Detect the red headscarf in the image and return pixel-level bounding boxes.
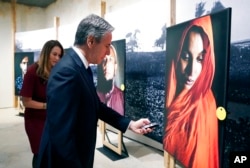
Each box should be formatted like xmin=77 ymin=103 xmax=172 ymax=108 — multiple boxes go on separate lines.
xmin=163 ymin=15 xmax=218 ymax=168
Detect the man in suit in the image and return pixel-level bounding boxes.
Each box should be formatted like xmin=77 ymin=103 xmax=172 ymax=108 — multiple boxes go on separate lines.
xmin=37 ymin=14 xmax=152 ymax=168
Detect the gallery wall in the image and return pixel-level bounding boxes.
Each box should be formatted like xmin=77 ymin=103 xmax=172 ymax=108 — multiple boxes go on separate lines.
xmin=0 ymin=0 xmax=148 ymax=108
xmin=0 ymin=3 xmax=14 ymax=108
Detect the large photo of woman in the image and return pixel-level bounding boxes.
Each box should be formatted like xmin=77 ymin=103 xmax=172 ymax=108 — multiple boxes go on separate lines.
xmin=163 ymin=8 xmax=231 ymax=167
xmin=14 ymin=53 xmax=34 ymax=95
xmin=97 ymin=40 xmax=125 ymax=116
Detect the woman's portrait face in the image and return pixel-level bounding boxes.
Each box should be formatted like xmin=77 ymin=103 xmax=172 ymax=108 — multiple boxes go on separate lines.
xmin=178 ymin=31 xmax=204 ymax=90
xmin=20 ymin=56 xmax=29 ymax=74
xmin=101 ymin=47 xmax=117 ymax=81
xmin=49 ymin=46 xmax=62 ymax=67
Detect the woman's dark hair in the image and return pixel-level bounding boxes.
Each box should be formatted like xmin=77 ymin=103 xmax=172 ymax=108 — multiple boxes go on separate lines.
xmin=36 ymin=40 xmax=64 ymax=80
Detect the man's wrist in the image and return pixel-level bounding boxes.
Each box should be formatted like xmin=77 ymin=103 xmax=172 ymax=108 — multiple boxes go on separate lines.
xmin=128 ymin=120 xmax=134 ymax=130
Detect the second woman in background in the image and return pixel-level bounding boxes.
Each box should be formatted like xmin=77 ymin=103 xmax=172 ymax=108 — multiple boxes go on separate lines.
xmin=20 ymin=40 xmax=64 ymax=168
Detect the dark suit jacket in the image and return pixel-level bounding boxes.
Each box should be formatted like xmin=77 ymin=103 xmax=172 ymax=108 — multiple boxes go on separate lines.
xmin=37 ymin=48 xmax=131 ymax=168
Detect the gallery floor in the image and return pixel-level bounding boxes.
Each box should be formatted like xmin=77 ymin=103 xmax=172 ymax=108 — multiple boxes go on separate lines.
xmin=0 ymin=108 xmax=164 ymax=168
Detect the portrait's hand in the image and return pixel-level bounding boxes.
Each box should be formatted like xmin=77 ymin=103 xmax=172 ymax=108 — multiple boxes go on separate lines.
xmin=129 ymin=118 xmax=153 ymax=135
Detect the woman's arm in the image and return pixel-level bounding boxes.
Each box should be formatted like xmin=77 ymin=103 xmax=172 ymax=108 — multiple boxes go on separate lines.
xmin=22 ymin=97 xmax=46 ymax=109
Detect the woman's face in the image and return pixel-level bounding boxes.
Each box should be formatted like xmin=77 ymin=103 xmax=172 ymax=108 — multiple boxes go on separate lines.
xmin=20 ymin=56 xmax=29 ymax=74
xmin=101 ymin=47 xmax=117 ymax=81
xmin=178 ymin=31 xmax=204 ymax=90
xmin=49 ymin=46 xmax=62 ymax=67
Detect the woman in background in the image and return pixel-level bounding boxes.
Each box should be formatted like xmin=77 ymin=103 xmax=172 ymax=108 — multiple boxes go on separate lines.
xmin=163 ymin=16 xmax=218 ymax=168
xmin=20 ymin=40 xmax=64 ymax=168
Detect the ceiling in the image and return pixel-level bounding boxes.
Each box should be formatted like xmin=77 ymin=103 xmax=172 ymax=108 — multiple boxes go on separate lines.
xmin=2 ymin=0 xmax=56 ymax=8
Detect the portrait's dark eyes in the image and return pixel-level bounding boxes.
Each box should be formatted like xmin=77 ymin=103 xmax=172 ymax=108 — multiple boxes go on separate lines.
xmin=181 ymin=51 xmax=190 ymax=61
xmin=197 ymin=50 xmax=206 ymax=63
xmin=197 ymin=54 xmax=204 ymax=63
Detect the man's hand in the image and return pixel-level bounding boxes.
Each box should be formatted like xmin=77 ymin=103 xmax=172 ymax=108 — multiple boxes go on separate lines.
xmin=129 ymin=118 xmax=153 ymax=134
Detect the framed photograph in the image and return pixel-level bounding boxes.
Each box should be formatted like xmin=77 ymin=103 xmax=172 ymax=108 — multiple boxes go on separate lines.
xmin=14 ymin=52 xmax=34 ymax=95
xmin=97 ymin=39 xmax=125 ymax=116
xmin=105 ymin=0 xmax=169 ymax=144
xmin=163 ymin=8 xmax=231 ymax=168
xmin=96 ymin=40 xmax=127 ymax=156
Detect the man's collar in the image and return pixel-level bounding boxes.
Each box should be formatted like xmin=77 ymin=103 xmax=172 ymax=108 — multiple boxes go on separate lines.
xmin=72 ymin=46 xmax=89 ymax=69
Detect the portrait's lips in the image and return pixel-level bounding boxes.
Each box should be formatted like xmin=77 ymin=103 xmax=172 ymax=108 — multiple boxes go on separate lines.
xmin=185 ymin=78 xmax=194 ymax=86
xmin=104 ymin=71 xmax=111 ymax=76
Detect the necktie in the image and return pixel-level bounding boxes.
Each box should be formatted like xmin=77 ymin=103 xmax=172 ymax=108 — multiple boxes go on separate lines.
xmin=87 ymin=67 xmax=93 ymax=83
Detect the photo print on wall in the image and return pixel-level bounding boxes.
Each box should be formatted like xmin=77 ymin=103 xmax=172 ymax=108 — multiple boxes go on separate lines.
xmin=105 ymin=0 xmax=169 ymax=143
xmin=97 ymin=39 xmax=126 ymax=116
xmin=14 ymin=52 xmax=35 ymax=96
xmin=176 ymin=1 xmax=250 ymax=167
xmin=14 ymin=52 xmax=35 ymax=114
xmin=163 ymin=8 xmax=231 ymax=168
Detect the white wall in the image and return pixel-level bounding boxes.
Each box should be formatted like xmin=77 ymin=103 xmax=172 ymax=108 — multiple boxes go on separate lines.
xmin=15 ymin=0 xmax=102 ymax=32
xmin=45 ymin=0 xmax=102 ymax=27
xmin=0 ymin=3 xmax=14 ymax=108
xmin=0 ymin=0 xmax=103 ymax=108
xmin=105 ymin=0 xmax=141 ymax=13
xmin=15 ymin=5 xmax=46 ymax=32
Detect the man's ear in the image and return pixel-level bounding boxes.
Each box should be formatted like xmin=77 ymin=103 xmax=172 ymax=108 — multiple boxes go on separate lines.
xmin=87 ymin=36 xmax=94 ymax=47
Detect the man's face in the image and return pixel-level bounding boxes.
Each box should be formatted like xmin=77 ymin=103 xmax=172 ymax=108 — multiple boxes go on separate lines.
xmin=88 ymin=32 xmax=112 ymax=65
xmin=102 ymin=47 xmax=117 ymax=80
xmin=20 ymin=57 xmax=29 ymax=74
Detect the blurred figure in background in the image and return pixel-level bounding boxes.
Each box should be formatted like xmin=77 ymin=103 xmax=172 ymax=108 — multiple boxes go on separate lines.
xmin=20 ymin=40 xmax=64 ymax=168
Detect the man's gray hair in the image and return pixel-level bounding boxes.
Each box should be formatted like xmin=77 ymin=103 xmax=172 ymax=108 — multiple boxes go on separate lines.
xmin=74 ymin=14 xmax=114 ymax=45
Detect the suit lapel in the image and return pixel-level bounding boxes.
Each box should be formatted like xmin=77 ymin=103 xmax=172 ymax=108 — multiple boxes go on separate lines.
xmin=67 ymin=48 xmax=99 ymax=108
